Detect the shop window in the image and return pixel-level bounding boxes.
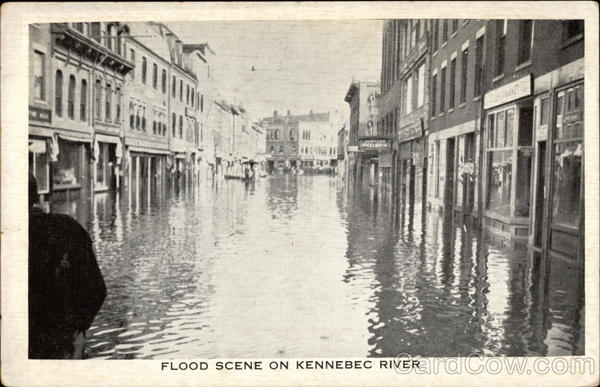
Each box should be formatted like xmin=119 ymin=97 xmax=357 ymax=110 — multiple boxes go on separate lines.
xmin=96 ymin=142 xmax=107 ymax=186
xmin=552 ymin=142 xmax=582 ymax=228
xmin=53 ymin=140 xmax=81 ymax=188
xmin=80 ymin=79 xmax=87 ymax=121
xmin=55 ymin=70 xmax=63 ymax=117
xmin=540 ymin=97 xmax=549 ymax=126
xmin=514 ymin=148 xmax=532 ymax=217
xmin=29 ymin=140 xmax=49 ymax=194
xmin=486 ymin=150 xmax=512 ymax=216
xmin=67 ymin=75 xmax=76 ymax=119
xmin=518 ymin=107 xmax=532 ymax=146
xmin=33 ymin=51 xmax=45 ymax=100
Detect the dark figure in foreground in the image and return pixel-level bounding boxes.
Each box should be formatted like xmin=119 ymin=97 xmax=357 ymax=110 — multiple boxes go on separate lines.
xmin=28 ymin=174 xmax=107 ymax=359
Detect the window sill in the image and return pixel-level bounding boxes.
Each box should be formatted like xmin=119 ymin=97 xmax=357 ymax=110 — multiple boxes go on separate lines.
xmin=473 ymin=95 xmax=482 ymax=102
xmin=515 ymin=60 xmax=532 ymax=72
xmin=430 ymin=115 xmax=436 ymax=121
xmin=438 ymin=112 xmax=445 ymax=118
xmin=95 ymin=185 xmax=109 ymax=192
xmin=442 ymin=41 xmax=448 ymax=48
xmin=459 ymin=102 xmax=467 ymax=109
xmin=432 ymin=50 xmax=438 ymax=57
xmin=492 ymin=74 xmax=504 ymax=83
xmin=448 ymin=108 xmax=455 ymax=113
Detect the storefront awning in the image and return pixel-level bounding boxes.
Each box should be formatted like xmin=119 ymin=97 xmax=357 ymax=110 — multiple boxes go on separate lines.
xmin=127 ymin=146 xmax=171 ymax=155
xmin=58 ymin=132 xmax=92 ymax=143
xmin=95 ymin=133 xmax=121 ymax=145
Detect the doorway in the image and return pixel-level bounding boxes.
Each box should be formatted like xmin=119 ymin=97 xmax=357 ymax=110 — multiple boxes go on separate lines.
xmin=533 ymin=141 xmax=546 ymax=248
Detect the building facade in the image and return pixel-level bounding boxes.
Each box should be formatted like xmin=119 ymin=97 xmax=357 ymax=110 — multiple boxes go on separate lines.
xmin=479 ymin=19 xmax=584 ymax=265
xmin=380 ymin=20 xmax=430 ymax=210
xmin=427 ymin=19 xmax=486 ymax=221
xmin=344 ymin=81 xmax=382 ymax=190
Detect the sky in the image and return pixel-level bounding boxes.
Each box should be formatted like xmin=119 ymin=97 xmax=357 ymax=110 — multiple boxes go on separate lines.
xmin=168 ymin=20 xmax=383 ymax=123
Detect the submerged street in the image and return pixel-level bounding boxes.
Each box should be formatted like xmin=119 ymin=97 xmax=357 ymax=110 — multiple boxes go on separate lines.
xmin=63 ymin=175 xmax=584 ymax=359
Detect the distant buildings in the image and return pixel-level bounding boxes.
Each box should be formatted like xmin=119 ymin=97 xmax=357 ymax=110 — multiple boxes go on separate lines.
xmin=261 ymin=110 xmax=338 ymax=173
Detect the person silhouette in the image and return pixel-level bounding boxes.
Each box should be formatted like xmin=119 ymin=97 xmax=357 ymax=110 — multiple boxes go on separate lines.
xmin=28 ymin=173 xmax=107 ymax=359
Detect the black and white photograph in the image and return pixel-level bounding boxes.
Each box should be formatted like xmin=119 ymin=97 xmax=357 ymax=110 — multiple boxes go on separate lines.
xmin=2 ymin=1 xmax=599 ymax=386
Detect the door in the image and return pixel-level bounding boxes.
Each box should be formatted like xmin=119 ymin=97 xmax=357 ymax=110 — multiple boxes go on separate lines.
xmin=445 ymin=138 xmax=456 ymax=208
xmin=533 ymin=141 xmax=546 ymax=247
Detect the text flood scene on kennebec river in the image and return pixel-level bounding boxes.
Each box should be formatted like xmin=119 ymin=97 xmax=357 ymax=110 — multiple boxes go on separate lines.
xmin=27 ymin=19 xmax=585 ymax=360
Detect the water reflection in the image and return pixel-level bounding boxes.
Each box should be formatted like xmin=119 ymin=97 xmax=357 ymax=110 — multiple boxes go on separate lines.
xmin=48 ymin=175 xmax=584 ymax=358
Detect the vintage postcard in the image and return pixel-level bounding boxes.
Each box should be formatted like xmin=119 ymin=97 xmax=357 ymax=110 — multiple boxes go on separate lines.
xmin=1 ymin=1 xmax=599 ymax=386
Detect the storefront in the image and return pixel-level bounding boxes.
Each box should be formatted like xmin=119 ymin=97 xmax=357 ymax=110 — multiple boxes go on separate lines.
xmin=482 ymin=75 xmax=533 ymax=243
xmin=93 ymin=134 xmax=122 ymax=192
xmin=358 ymin=137 xmax=390 ymax=189
xmin=529 ymin=68 xmax=584 ymax=266
xmin=397 ymin=119 xmax=426 ymax=211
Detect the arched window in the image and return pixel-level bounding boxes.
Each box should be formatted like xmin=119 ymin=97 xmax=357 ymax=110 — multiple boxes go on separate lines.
xmin=161 ymin=70 xmax=167 ymax=94
xmin=80 ymin=79 xmax=87 ymax=121
xmin=67 ymin=75 xmax=75 ymax=119
xmin=115 ymin=87 xmax=121 ymax=123
xmin=55 ymin=70 xmax=63 ymax=117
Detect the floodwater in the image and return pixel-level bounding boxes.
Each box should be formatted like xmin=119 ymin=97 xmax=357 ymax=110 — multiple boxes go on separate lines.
xmin=56 ymin=175 xmax=584 ymax=359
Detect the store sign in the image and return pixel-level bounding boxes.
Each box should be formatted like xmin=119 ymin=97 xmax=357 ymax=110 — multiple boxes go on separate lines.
xmin=536 ymin=125 xmax=548 ymax=141
xmin=484 ymin=75 xmax=531 ymax=110
xmin=29 ymin=106 xmax=52 ymax=123
xmin=398 ymin=120 xmax=423 ymax=143
xmin=347 ymin=145 xmax=360 ymax=152
xmin=359 ymin=138 xmax=391 ymax=151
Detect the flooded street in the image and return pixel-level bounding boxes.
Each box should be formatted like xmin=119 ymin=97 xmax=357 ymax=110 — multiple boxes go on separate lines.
xmin=66 ymin=175 xmax=584 ymax=359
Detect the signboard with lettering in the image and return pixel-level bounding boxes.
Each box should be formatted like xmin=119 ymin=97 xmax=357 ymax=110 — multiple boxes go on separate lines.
xmin=359 ymin=138 xmax=391 ymax=151
xmin=484 ymin=75 xmax=531 ymax=110
xmin=347 ymin=145 xmax=359 ymax=153
xmin=29 ymin=106 xmax=52 ymax=123
xmin=398 ymin=119 xmax=423 ymax=143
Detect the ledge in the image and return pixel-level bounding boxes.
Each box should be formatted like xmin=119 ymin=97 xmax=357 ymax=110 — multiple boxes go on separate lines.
xmin=515 ymin=60 xmax=532 ymax=72
xmin=491 ymin=74 xmax=505 ymax=83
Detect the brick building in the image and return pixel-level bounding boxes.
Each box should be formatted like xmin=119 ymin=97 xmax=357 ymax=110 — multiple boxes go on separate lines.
xmin=427 ymin=19 xmax=486 ymax=220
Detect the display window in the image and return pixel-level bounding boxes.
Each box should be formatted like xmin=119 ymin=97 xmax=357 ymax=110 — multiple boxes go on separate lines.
xmin=552 ymin=83 xmax=583 ymax=231
xmin=29 ymin=139 xmax=50 ymax=194
xmin=53 ymin=140 xmax=82 ymax=189
xmin=485 ymin=101 xmax=533 ymax=219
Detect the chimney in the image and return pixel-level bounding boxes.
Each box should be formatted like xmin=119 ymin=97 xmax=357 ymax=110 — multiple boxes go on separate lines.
xmin=287 ymin=110 xmax=291 ymax=116
xmin=273 ymin=110 xmax=278 ymax=117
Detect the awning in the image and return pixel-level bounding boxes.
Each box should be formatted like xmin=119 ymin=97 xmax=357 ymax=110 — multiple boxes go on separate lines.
xmin=95 ymin=133 xmax=121 ymax=145
xmin=127 ymin=146 xmax=171 ymax=155
xmin=58 ymin=132 xmax=92 ymax=143
xmin=174 ymin=154 xmax=186 ymax=159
